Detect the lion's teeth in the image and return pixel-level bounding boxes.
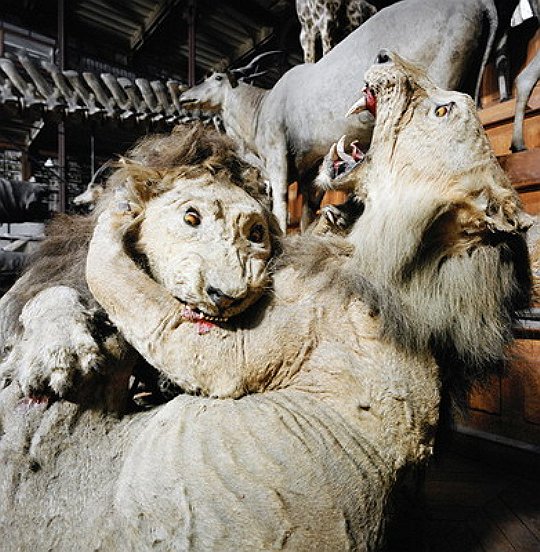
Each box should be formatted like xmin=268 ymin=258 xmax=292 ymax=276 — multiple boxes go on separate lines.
xmin=346 ymin=96 xmax=367 ymax=117
xmin=180 ymin=304 xmax=230 ymax=324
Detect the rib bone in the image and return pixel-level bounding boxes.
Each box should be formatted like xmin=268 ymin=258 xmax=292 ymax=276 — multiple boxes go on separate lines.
xmin=42 ymin=61 xmax=79 ymax=111
xmin=0 ymin=56 xmax=43 ymax=106
xmin=64 ymin=70 xmax=101 ymax=115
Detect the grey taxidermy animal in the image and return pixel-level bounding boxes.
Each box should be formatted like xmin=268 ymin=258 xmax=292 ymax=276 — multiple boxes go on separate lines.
xmin=511 ymin=0 xmax=540 ymax=151
xmin=179 ymin=0 xmax=521 ymax=231
xmin=0 ymin=51 xmax=531 ymax=551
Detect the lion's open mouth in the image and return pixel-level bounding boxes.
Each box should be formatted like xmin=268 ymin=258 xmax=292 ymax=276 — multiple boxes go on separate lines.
xmin=181 ymin=305 xmax=229 ymax=335
xmin=325 ymin=86 xmax=377 ymax=180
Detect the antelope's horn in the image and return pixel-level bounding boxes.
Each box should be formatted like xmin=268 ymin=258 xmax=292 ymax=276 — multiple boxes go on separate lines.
xmin=231 ymin=50 xmax=283 ymax=76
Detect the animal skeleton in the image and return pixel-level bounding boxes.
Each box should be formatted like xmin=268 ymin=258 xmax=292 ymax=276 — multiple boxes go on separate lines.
xmin=0 ymin=54 xmax=207 ymax=126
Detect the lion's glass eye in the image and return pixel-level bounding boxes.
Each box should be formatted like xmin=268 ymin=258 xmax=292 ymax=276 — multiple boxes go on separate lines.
xmin=248 ymin=223 xmax=265 ymax=243
xmin=435 ymin=105 xmax=450 ymax=117
xmin=184 ymin=209 xmax=201 ymax=226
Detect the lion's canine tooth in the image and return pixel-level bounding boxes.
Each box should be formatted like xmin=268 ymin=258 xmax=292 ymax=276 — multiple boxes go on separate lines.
xmin=329 ymin=142 xmax=338 ymax=161
xmin=336 ymin=135 xmax=355 ymax=163
xmin=346 ymin=95 xmax=368 ymax=117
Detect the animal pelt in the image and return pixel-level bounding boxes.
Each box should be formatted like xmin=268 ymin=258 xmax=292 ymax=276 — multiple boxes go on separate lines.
xmin=352 ymin=203 xmax=530 ymax=407
xmin=0 ymin=53 xmax=532 ymax=552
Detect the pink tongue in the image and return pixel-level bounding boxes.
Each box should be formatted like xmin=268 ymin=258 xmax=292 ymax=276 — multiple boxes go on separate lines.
xmin=197 ymin=320 xmax=216 ymax=335
xmin=364 ymin=88 xmax=377 ymax=116
xmin=181 ymin=307 xmax=217 ymax=334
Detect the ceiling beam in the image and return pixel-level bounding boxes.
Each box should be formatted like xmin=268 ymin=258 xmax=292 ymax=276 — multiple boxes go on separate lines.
xmin=229 ymin=26 xmax=274 ymax=67
xmin=130 ymin=0 xmax=183 ymax=52
xmin=219 ymin=0 xmax=278 ymax=26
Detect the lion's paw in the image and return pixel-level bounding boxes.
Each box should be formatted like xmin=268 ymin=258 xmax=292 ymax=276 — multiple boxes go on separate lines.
xmin=322 ymin=204 xmax=350 ymax=229
xmin=0 ymin=286 xmax=103 ymax=397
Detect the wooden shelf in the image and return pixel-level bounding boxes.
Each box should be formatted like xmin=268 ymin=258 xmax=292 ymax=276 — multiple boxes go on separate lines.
xmin=479 ymin=85 xmax=540 ymax=127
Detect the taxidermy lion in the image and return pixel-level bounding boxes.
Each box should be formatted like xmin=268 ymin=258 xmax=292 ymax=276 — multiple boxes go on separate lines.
xmin=0 ymin=125 xmax=279 ymax=404
xmin=0 ymin=52 xmax=532 ymax=551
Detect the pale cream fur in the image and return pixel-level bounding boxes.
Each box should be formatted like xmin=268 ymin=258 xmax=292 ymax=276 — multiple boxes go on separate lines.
xmin=0 ymin=286 xmax=101 ymax=397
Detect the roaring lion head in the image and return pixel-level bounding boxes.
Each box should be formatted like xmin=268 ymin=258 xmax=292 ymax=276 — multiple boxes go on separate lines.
xmin=318 ymin=50 xmax=532 ymax=405
xmin=322 ymin=49 xmax=531 ymax=238
xmin=100 ymin=125 xmax=280 ymax=325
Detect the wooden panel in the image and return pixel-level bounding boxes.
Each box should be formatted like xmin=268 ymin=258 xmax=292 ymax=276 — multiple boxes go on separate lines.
xmin=515 ymin=341 xmax=540 ymax=425
xmin=479 ymin=87 xmax=540 ymax=157
xmin=519 ymin=189 xmax=540 ymax=214
xmin=478 ymin=27 xmax=540 ymax=156
xmin=462 ymin=340 xmax=540 ymax=447
xmin=321 ymin=190 xmax=347 ymax=207
xmin=499 ymin=148 xmax=540 ymax=189
xmin=485 ymin=114 xmax=540 ymax=157
xmin=469 ymin=379 xmax=501 ymax=415
xmin=287 ymin=181 xmax=302 ymax=229
xmin=479 ymin=85 xmax=540 ymax=128
xmin=287 ymin=182 xmax=348 ymax=231
xmin=480 ymin=29 xmax=540 ymax=108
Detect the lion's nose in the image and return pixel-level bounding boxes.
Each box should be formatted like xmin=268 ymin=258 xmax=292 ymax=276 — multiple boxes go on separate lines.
xmin=375 ymin=49 xmax=392 ymax=65
xmin=206 ymin=286 xmax=236 ymax=310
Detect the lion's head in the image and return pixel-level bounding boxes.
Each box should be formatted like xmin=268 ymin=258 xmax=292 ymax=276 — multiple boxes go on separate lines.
xmin=321 ymin=49 xmax=532 ymax=240
xmin=99 ymin=125 xmax=280 ymax=324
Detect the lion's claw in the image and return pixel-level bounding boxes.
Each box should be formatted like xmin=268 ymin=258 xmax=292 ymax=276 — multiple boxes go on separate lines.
xmin=0 ymin=286 xmax=102 ymax=398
